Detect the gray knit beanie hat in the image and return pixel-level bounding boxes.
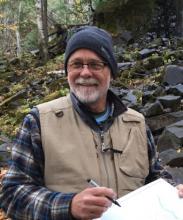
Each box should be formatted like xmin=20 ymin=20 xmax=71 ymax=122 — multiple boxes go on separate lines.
xmin=64 ymin=26 xmax=118 ymax=78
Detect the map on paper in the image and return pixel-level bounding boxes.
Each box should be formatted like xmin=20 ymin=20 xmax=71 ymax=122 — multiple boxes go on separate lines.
xmin=96 ymin=178 xmax=183 ymax=220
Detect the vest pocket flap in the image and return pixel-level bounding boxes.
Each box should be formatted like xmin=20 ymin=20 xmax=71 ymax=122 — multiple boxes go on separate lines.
xmin=122 ymin=114 xmax=142 ymax=123
xmin=119 ymin=165 xmax=146 ymax=179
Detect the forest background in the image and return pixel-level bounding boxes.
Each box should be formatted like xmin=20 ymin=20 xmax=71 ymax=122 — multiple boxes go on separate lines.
xmin=0 ymin=0 xmax=183 ymax=138
xmin=1 ymin=0 xmax=183 ymax=219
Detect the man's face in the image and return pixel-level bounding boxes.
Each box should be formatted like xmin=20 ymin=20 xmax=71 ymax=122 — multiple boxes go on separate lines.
xmin=67 ymin=49 xmax=111 ymax=112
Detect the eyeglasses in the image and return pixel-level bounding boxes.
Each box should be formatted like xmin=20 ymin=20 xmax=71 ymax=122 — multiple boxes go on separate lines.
xmin=67 ymin=61 xmax=107 ymax=72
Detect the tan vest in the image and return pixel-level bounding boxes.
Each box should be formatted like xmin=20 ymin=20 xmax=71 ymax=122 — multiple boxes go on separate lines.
xmin=37 ymin=95 xmax=149 ymax=197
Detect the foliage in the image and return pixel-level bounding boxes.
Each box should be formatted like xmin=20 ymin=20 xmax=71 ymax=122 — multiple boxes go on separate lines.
xmin=23 ymin=29 xmax=39 ymax=51
xmin=43 ymin=88 xmax=69 ymax=102
xmin=47 ymin=0 xmax=96 ymax=25
xmin=0 ymin=113 xmax=20 ymax=136
xmin=0 ymin=0 xmax=101 ymax=55
xmin=0 ymin=52 xmax=70 ymax=137
xmin=163 ymin=50 xmax=177 ymax=64
xmin=0 ymin=0 xmax=33 ymax=55
xmin=0 ymin=0 xmax=159 ymax=57
xmin=132 ymin=89 xmax=142 ymax=104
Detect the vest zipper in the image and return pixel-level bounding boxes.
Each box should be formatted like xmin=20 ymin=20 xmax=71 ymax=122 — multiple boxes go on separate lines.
xmin=100 ymin=131 xmax=106 ymax=152
xmin=99 ymin=131 xmax=110 ymax=187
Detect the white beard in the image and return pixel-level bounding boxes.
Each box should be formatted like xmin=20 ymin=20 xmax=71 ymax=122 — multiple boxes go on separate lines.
xmin=69 ymin=77 xmax=110 ymax=104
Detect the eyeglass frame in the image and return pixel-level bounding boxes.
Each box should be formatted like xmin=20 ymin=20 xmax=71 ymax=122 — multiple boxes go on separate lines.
xmin=67 ymin=60 xmax=108 ymax=73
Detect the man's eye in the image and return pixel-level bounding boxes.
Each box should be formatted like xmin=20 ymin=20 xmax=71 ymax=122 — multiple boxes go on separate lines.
xmin=90 ymin=63 xmax=102 ymax=69
xmin=72 ymin=62 xmax=82 ymax=68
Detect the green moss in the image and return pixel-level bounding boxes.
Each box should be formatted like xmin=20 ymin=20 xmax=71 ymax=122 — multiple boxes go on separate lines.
xmin=0 ymin=114 xmax=20 ymax=138
xmin=15 ymin=105 xmax=31 ymax=121
xmin=143 ymin=55 xmax=164 ymax=70
xmin=43 ymin=91 xmax=62 ymax=103
xmin=132 ymin=90 xmax=142 ymax=104
xmin=163 ymin=50 xmax=177 ymax=64
xmin=42 ymin=88 xmax=69 ymax=103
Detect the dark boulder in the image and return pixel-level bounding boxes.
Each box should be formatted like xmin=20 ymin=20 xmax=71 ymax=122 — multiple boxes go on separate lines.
xmin=163 ymin=65 xmax=183 ymax=85
xmin=157 ymin=95 xmax=181 ymax=111
xmin=157 ymin=120 xmax=183 ymax=152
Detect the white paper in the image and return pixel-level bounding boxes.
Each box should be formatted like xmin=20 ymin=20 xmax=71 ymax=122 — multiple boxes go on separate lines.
xmin=96 ymin=178 xmax=183 ymax=220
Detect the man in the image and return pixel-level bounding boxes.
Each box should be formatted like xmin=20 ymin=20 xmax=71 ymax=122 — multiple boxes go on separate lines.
xmin=0 ymin=26 xmax=183 ymax=220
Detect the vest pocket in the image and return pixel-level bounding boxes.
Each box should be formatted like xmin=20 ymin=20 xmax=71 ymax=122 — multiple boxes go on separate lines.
xmin=118 ymin=126 xmax=149 ymax=179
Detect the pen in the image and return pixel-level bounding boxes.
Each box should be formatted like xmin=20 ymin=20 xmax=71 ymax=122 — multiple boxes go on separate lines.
xmin=87 ymin=179 xmax=121 ymax=207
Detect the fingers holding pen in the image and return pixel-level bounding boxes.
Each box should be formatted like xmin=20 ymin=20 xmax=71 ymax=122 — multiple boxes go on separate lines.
xmin=71 ymin=187 xmax=116 ymax=219
xmin=90 ymin=186 xmax=116 ymax=200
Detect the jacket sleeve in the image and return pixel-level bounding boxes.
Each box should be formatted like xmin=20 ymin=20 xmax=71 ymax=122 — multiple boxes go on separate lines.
xmin=0 ymin=108 xmax=76 ymax=220
xmin=145 ymin=126 xmax=176 ymax=186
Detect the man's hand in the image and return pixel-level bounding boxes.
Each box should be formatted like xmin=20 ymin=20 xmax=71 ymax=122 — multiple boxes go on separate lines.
xmin=71 ymin=187 xmax=116 ymax=220
xmin=176 ymin=184 xmax=183 ymax=198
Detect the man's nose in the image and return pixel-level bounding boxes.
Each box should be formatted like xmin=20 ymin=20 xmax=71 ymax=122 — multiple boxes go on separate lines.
xmin=80 ymin=64 xmax=93 ymax=77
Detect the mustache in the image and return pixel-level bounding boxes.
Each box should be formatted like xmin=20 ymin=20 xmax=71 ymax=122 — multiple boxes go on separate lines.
xmin=75 ymin=78 xmax=99 ymax=85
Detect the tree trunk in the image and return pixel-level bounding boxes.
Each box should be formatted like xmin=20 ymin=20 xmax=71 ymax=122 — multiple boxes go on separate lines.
xmin=35 ymin=0 xmax=48 ymax=63
xmin=88 ymin=0 xmax=95 ymax=25
xmin=16 ymin=1 xmax=22 ymax=58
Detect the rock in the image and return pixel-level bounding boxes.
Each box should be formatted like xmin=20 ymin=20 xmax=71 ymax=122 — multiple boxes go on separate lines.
xmin=143 ymin=83 xmax=158 ymax=91
xmin=167 ymin=156 xmax=183 ymax=167
xmin=159 ymin=149 xmax=183 ymax=166
xmin=143 ymin=101 xmax=164 ymax=117
xmin=157 ymin=95 xmax=181 ymax=111
xmin=120 ymin=31 xmax=134 ymax=43
xmin=138 ymin=48 xmax=157 ymax=59
xmin=153 ymin=85 xmax=166 ymax=97
xmin=163 ymin=65 xmax=183 ymax=85
xmin=114 ymin=46 xmax=125 ymax=62
xmin=142 ymin=90 xmax=156 ymax=105
xmin=161 ymin=37 xmax=170 ymax=46
xmin=122 ymin=90 xmax=137 ymax=106
xmin=166 ymin=167 xmax=183 ymax=184
xmin=110 ymin=87 xmax=128 ymax=98
xmin=157 ymin=120 xmax=183 ymax=152
xmin=131 ymin=70 xmax=151 ymax=78
xmin=146 ymin=111 xmax=183 ymax=134
xmin=143 ymin=56 xmax=164 ymax=70
xmin=118 ymin=62 xmax=136 ymax=71
xmin=166 ymin=84 xmax=183 ymax=96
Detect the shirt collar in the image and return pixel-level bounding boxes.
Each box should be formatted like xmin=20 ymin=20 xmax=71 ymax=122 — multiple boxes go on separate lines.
xmin=70 ymin=89 xmax=127 ymax=121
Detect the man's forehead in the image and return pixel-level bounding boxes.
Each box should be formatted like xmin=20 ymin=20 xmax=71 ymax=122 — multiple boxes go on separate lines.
xmin=68 ymin=49 xmax=103 ymax=61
